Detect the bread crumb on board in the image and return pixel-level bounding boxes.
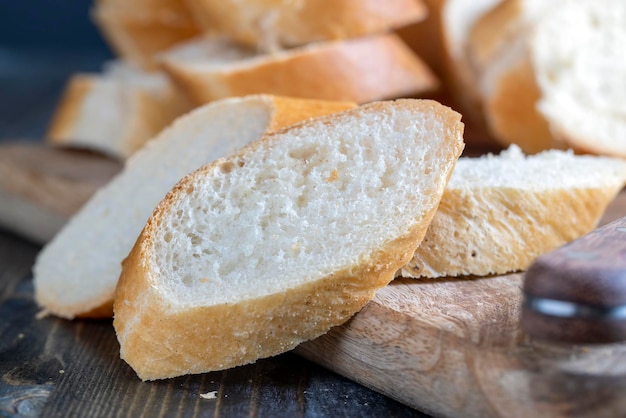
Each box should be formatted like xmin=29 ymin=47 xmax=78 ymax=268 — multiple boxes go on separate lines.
xmin=199 ymin=391 xmax=218 ymax=400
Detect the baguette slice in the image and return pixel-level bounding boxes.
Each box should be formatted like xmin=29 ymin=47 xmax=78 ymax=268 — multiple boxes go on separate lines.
xmin=439 ymin=0 xmax=503 ymax=141
xmin=113 ymin=99 xmax=464 ymax=381
xmin=474 ymin=0 xmax=626 ymax=156
xmin=47 ymin=62 xmax=191 ymax=160
xmin=532 ymin=0 xmax=626 ymax=157
xmin=184 ymin=0 xmax=427 ymax=51
xmin=472 ymin=0 xmax=563 ymax=153
xmin=34 ymin=95 xmax=355 ymax=319
xmin=160 ymin=34 xmax=438 ymax=105
xmin=401 ymin=145 xmax=626 ymax=278
xmin=92 ymin=0 xmax=200 ymax=70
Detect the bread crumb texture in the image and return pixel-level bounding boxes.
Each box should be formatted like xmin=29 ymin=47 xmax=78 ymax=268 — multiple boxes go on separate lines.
xmin=402 ymin=145 xmax=626 ymax=278
xmin=114 ymin=99 xmax=464 ymax=380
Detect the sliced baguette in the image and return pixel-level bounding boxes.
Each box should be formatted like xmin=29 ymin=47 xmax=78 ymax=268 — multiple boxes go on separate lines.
xmin=113 ymin=99 xmax=464 ymax=381
xmin=34 ymin=95 xmax=355 ymax=319
xmin=184 ymin=0 xmax=427 ymax=51
xmin=92 ymin=0 xmax=200 ymax=70
xmin=401 ymin=145 xmax=626 ymax=278
xmin=438 ymin=0 xmax=503 ymax=142
xmin=160 ymin=33 xmax=438 ymax=105
xmin=47 ymin=62 xmax=191 ymax=160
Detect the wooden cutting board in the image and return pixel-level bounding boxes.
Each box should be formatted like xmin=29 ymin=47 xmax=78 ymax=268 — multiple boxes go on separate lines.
xmin=2 ymin=142 xmax=626 ymax=418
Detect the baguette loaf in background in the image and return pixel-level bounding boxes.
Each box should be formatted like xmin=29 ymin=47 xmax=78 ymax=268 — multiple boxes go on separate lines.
xmin=160 ymin=33 xmax=438 ymax=106
xmin=113 ymin=99 xmax=464 ymax=381
xmin=34 ymin=95 xmax=355 ymax=319
xmin=401 ymin=145 xmax=626 ymax=278
xmin=184 ymin=0 xmax=427 ymax=51
xmin=47 ymin=61 xmax=191 ymax=160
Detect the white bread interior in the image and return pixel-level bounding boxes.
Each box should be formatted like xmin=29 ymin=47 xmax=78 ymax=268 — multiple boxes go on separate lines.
xmin=473 ymin=0 xmax=625 ymax=156
xmin=160 ymin=33 xmax=438 ymax=105
xmin=113 ymin=99 xmax=464 ymax=381
xmin=532 ymin=0 xmax=626 ymax=157
xmin=34 ymin=95 xmax=355 ymax=319
xmin=401 ymin=145 xmax=626 ymax=278
xmin=47 ymin=61 xmax=191 ymax=160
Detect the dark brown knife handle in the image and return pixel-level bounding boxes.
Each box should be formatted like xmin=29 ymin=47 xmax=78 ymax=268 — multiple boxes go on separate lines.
xmin=521 ymin=216 xmax=626 ymax=343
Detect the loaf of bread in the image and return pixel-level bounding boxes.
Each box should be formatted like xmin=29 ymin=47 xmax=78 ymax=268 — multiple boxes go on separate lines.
xmin=160 ymin=33 xmax=438 ymax=105
xmin=34 ymin=95 xmax=355 ymax=319
xmin=471 ymin=0 xmax=626 ymax=156
xmin=47 ymin=61 xmax=191 ymax=160
xmin=185 ymin=0 xmax=427 ymax=51
xmin=401 ymin=145 xmax=626 ymax=278
xmin=113 ymin=99 xmax=464 ymax=380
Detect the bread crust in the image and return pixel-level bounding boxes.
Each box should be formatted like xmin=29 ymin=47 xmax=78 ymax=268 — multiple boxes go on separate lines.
xmin=47 ymin=75 xmax=95 ymax=144
xmin=482 ymin=45 xmax=560 ymax=153
xmin=113 ymin=99 xmax=464 ymax=380
xmin=185 ymin=0 xmax=427 ymax=50
xmin=402 ymin=185 xmax=625 ymax=278
xmin=162 ymin=33 xmax=438 ymax=105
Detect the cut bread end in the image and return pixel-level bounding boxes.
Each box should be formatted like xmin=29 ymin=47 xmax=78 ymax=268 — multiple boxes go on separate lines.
xmin=113 ymin=99 xmax=464 ymax=380
xmin=401 ymin=145 xmax=626 ymax=279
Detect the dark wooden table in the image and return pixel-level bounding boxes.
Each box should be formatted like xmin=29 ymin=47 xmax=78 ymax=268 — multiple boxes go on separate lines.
xmin=0 ymin=48 xmax=428 ymax=418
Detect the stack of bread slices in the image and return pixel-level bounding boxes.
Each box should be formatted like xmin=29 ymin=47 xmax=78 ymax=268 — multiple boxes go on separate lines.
xmin=47 ymin=0 xmax=439 ymax=160
xmin=31 ymin=0 xmax=626 ymax=382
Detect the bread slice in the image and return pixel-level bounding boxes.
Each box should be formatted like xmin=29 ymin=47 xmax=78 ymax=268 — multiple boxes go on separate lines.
xmin=470 ymin=0 xmax=563 ymax=153
xmin=160 ymin=33 xmax=438 ymax=106
xmin=473 ymin=0 xmax=626 ymax=156
xmin=113 ymin=99 xmax=464 ymax=381
xmin=396 ymin=0 xmax=502 ymax=147
xmin=184 ymin=0 xmax=427 ymax=51
xmin=47 ymin=61 xmax=191 ymax=160
xmin=92 ymin=0 xmax=200 ymax=70
xmin=401 ymin=145 xmax=626 ymax=279
xmin=532 ymin=0 xmax=626 ymax=157
xmin=34 ymin=95 xmax=355 ymax=319
xmin=438 ymin=0 xmax=503 ymax=142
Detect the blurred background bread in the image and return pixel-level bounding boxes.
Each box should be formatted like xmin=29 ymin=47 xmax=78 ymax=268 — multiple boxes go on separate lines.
xmin=46 ymin=0 xmax=626 ymax=160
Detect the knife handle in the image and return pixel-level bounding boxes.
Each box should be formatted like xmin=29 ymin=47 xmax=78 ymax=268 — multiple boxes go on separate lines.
xmin=521 ymin=216 xmax=626 ymax=343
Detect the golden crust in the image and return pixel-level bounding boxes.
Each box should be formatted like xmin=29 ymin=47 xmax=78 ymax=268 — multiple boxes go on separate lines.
xmin=113 ymin=99 xmax=464 ymax=380
xmin=162 ymin=34 xmax=438 ymax=106
xmin=47 ymin=75 xmax=95 ymax=143
xmin=403 ymin=185 xmax=624 ymax=278
xmin=185 ymin=0 xmax=427 ymax=49
xmin=483 ymin=50 xmax=560 ymax=154
xmin=467 ymin=0 xmax=524 ymax=76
